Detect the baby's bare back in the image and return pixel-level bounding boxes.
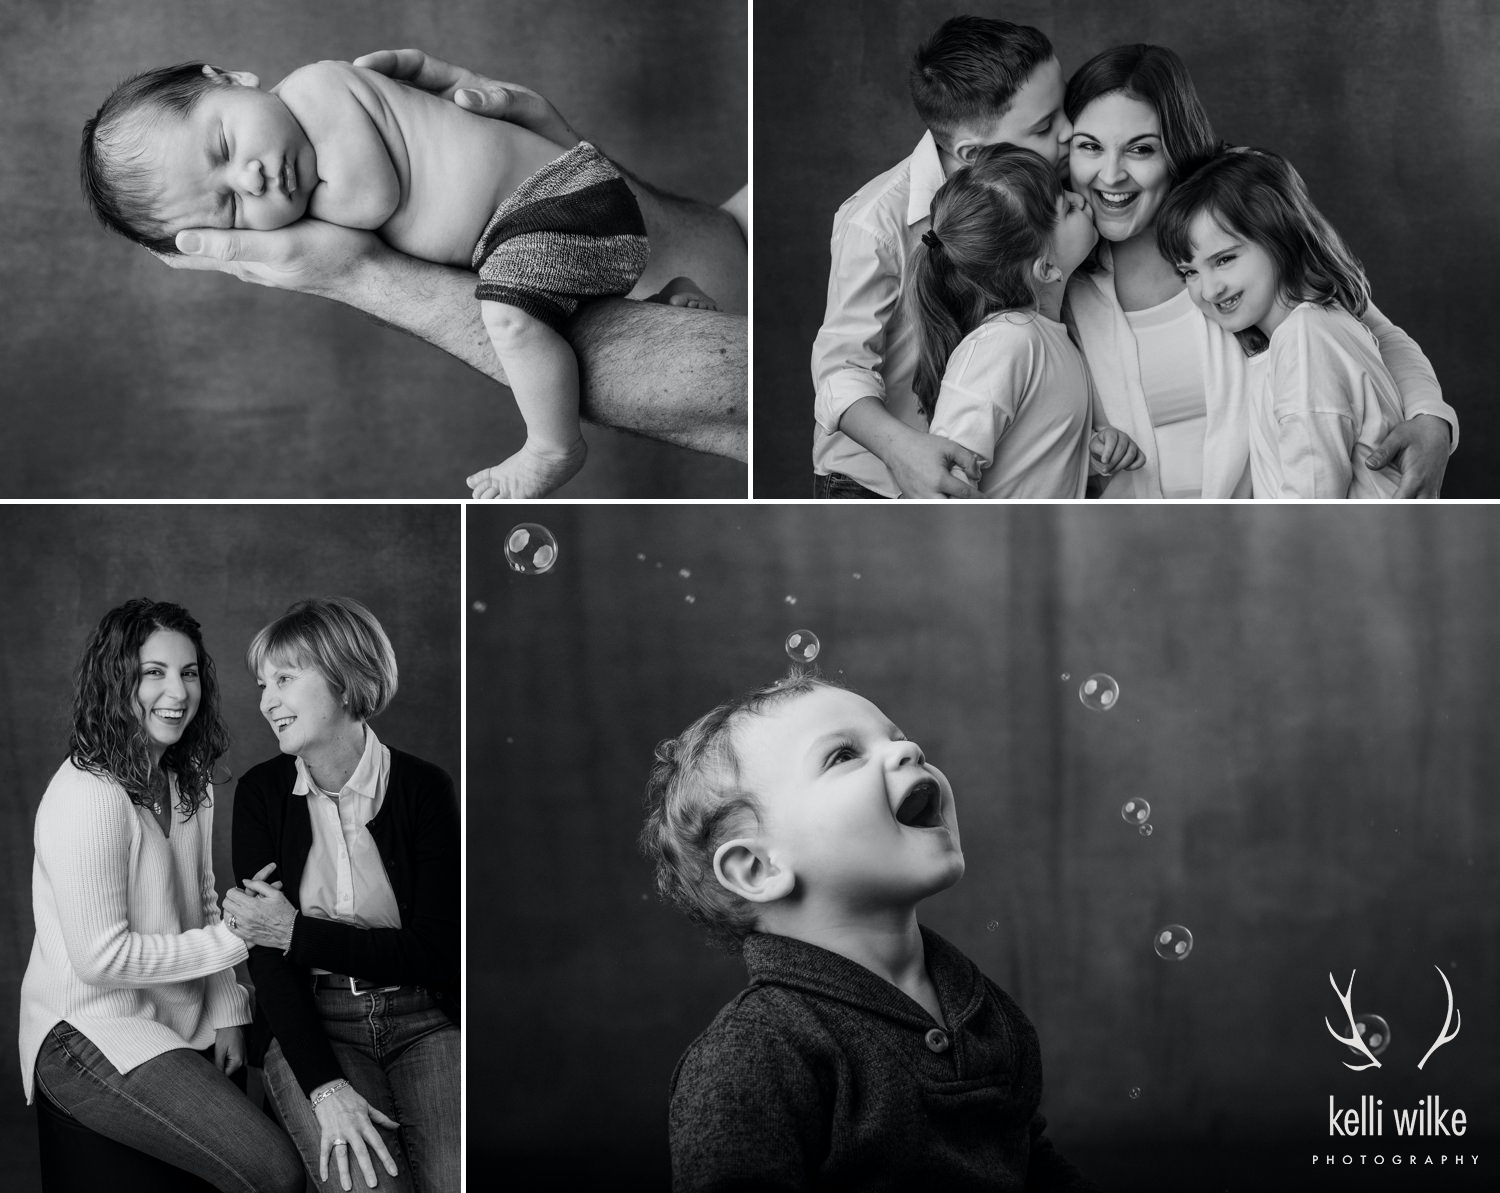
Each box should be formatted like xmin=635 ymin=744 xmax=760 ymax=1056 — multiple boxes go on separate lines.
xmin=282 ymin=62 xmax=571 ymax=268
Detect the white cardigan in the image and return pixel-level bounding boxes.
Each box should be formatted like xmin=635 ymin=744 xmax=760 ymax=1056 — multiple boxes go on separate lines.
xmin=1066 ymin=243 xmax=1456 ymax=499
xmin=18 ymin=760 xmax=250 ymax=1102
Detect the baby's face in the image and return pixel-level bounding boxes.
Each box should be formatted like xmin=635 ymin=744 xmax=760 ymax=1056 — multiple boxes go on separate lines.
xmin=734 ymin=687 xmax=964 ymax=912
xmin=147 ymin=69 xmax=316 ymax=236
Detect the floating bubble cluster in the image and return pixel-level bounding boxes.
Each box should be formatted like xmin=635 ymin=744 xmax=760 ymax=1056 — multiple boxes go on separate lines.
xmin=785 ymin=630 xmax=821 ymax=663
xmin=1154 ymin=924 xmax=1193 ymax=961
xmin=1079 ymin=673 xmax=1119 ymax=710
xmin=1121 ymin=799 xmax=1151 ymax=826
xmin=504 ymin=524 xmax=558 ymax=574
xmin=1354 ymin=1014 xmax=1391 ymax=1056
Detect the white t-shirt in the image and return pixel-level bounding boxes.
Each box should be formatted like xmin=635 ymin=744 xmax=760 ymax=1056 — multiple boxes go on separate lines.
xmin=1247 ymin=302 xmax=1403 ymax=499
xmin=928 ymin=312 xmax=1092 ymax=499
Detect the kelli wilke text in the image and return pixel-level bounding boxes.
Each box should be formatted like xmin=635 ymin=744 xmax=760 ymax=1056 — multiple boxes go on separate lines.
xmin=1329 ymin=1095 xmax=1467 ymax=1136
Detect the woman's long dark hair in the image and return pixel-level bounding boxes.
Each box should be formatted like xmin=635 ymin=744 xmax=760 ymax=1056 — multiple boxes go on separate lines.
xmin=69 ymin=599 xmax=230 ymax=817
xmin=905 ymin=143 xmax=1062 ymax=418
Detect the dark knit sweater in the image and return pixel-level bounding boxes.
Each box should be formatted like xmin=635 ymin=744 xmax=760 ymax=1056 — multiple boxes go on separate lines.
xmin=231 ymin=747 xmax=461 ymax=1096
xmin=669 ymin=927 xmax=1098 ymax=1192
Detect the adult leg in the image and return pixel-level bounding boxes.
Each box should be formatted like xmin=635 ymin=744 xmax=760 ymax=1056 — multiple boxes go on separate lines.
xmin=263 ymin=1037 xmax=415 ymax=1193
xmin=32 ymin=1023 xmax=304 ymax=1193
xmin=380 ymin=993 xmax=460 ymax=1193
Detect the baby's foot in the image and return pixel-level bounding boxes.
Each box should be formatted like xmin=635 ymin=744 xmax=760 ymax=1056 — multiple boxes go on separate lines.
xmin=467 ymin=437 xmax=587 ymax=500
xmin=646 ymin=276 xmax=719 ymax=311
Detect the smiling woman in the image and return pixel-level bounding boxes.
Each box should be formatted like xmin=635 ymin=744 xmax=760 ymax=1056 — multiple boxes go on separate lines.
xmin=227 ymin=596 xmax=460 ymax=1193
xmin=18 ymin=598 xmax=304 ymax=1191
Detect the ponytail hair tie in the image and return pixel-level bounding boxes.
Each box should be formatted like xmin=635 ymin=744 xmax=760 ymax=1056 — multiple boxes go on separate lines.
xmin=921 ymin=229 xmax=942 ymax=251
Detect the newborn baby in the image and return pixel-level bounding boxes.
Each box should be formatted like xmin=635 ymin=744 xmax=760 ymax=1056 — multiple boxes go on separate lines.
xmin=82 ymin=60 xmax=715 ymax=497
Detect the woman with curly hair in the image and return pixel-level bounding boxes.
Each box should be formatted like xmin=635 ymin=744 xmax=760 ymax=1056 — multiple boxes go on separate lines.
xmin=18 ymin=599 xmax=303 ymax=1193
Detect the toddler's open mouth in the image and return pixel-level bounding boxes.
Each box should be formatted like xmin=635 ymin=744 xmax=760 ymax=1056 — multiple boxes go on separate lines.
xmin=895 ymin=778 xmax=943 ymax=828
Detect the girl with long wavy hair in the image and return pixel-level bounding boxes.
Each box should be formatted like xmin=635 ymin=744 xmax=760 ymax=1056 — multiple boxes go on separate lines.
xmin=19 ymin=599 xmax=303 ymax=1192
xmin=904 ymin=142 xmax=1143 ymax=497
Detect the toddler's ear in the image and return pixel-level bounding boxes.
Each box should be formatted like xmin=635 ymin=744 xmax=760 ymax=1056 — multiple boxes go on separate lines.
xmin=713 ymin=839 xmax=794 ymax=904
xmin=1032 ymin=255 xmax=1063 ymax=286
xmin=202 ymin=65 xmax=260 ymax=89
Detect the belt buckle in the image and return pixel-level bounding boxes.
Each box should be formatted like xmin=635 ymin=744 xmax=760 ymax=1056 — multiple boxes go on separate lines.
xmin=346 ymin=976 xmax=402 ymax=996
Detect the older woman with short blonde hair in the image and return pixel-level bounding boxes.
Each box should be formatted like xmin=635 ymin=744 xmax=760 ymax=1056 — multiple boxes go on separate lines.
xmin=224 ymin=597 xmax=459 ymax=1193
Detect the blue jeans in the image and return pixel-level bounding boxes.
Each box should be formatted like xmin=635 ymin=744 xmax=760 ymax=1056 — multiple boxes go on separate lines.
xmin=813 ymin=472 xmax=890 ymax=499
xmin=263 ymin=985 xmax=460 ymax=1193
xmin=32 ymin=1022 xmax=304 ymax=1193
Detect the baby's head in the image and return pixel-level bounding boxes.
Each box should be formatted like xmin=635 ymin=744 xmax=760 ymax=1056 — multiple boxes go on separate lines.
xmin=641 ymin=676 xmax=963 ymax=951
xmin=82 ymin=63 xmax=314 ymax=254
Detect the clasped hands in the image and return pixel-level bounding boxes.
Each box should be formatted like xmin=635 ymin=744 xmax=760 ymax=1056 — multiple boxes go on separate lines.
xmin=222 ymin=861 xmax=298 ymax=951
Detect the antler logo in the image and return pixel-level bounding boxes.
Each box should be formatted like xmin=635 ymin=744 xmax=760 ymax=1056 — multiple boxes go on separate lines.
xmin=1325 ymin=968 xmax=1461 ymax=1071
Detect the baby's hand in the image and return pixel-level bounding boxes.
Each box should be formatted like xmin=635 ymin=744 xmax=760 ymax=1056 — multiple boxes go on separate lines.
xmin=1089 ymin=427 xmax=1145 ymax=477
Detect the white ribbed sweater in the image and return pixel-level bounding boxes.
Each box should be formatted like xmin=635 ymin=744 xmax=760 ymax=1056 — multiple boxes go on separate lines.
xmin=18 ymin=759 xmax=250 ymax=1102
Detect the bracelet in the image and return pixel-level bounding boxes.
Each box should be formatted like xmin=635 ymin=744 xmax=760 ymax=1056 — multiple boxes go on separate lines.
xmin=311 ymin=1079 xmax=350 ymax=1108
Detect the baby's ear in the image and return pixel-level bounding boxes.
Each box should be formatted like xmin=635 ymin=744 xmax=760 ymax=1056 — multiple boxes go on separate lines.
xmin=713 ymin=839 xmax=794 ymax=904
xmin=202 ymin=65 xmax=260 ymax=89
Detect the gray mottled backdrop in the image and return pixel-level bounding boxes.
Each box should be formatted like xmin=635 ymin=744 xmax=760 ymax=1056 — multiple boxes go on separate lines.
xmin=753 ymin=0 xmax=1499 ymax=497
xmin=0 ymin=504 xmax=459 ymax=1190
xmin=3 ymin=0 xmax=746 ymax=497
xmin=472 ymin=504 xmax=1498 ymax=1191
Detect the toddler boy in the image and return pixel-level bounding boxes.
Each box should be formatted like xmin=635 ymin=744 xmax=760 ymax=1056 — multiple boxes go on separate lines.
xmin=82 ymin=60 xmax=715 ymax=498
xmin=641 ymin=676 xmax=1097 ymax=1191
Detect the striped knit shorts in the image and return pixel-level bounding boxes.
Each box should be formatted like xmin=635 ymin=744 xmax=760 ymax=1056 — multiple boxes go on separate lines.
xmin=471 ymin=141 xmax=650 ymax=333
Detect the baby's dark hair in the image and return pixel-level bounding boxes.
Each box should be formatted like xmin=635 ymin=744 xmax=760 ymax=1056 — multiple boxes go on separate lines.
xmin=909 ymin=16 xmax=1054 ymax=146
xmin=906 ymin=143 xmax=1063 ymax=417
xmin=81 ymin=62 xmax=218 ymax=255
xmin=1155 ymin=146 xmax=1370 ymax=321
xmin=640 ymin=672 xmax=840 ymax=951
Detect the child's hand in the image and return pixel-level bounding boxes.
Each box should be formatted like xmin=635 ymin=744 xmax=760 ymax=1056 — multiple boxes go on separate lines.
xmin=1089 ymin=428 xmax=1145 ymax=477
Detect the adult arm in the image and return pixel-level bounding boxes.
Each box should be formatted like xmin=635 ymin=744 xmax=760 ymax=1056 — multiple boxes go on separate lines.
xmin=811 ymin=220 xmax=978 ymax=497
xmin=35 ymin=768 xmax=248 ymax=986
xmin=1360 ymin=301 xmax=1456 ymax=497
xmin=161 ymin=225 xmax=746 ymax=461
xmin=195 ymin=797 xmax=254 ymax=1029
xmin=230 ymin=764 xmax=344 ymax=1095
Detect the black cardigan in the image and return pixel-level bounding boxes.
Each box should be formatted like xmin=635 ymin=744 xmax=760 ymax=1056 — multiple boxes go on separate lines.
xmin=231 ymin=746 xmax=461 ymax=1096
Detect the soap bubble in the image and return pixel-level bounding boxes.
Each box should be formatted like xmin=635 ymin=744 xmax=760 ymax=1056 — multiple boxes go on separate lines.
xmin=1120 ymin=799 xmax=1150 ymax=826
xmin=1079 ymin=673 xmax=1120 ymax=710
xmin=986 ymin=920 xmax=999 ymax=932
xmin=684 ymin=595 xmax=696 ymax=604
xmin=1153 ymin=924 xmax=1193 ymax=960
xmin=852 ymin=572 xmax=862 ymax=580
xmin=1354 ymin=1014 xmax=1391 ymax=1056
xmin=636 ymin=553 xmax=646 ymax=561
xmin=785 ymin=629 xmax=821 ymax=663
xmin=1060 ymin=672 xmax=1071 ymax=681
xmin=1138 ymin=823 xmax=1154 ymax=837
xmin=679 ymin=568 xmax=691 ymax=579
xmin=784 ymin=595 xmax=798 ymax=605
xmin=504 ymin=524 xmax=558 ymax=574
xmin=471 ymin=601 xmax=487 ymax=613
xmin=1129 ymin=1087 xmax=1141 ymax=1100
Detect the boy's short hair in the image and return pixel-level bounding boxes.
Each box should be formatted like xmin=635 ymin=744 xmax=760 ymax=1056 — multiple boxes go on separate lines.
xmin=909 ymin=16 xmax=1054 ymax=142
xmin=246 ymin=596 xmax=400 ymax=721
xmin=81 ymin=62 xmax=218 ymax=255
xmin=641 ymin=673 xmax=837 ymax=951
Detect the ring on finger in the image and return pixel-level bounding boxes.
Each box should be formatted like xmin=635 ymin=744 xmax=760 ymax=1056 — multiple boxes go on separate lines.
xmin=333 ymin=1138 xmax=348 ymax=1148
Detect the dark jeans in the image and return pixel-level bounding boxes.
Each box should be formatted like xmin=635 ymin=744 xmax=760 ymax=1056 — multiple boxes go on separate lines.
xmin=812 ymin=472 xmax=891 ymax=499
xmin=32 ymin=1022 xmax=304 ymax=1193
xmin=264 ymin=985 xmax=460 ymax=1193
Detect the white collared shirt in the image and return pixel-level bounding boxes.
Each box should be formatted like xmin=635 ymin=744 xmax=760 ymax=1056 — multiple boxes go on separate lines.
xmin=810 ymin=132 xmax=947 ymax=496
xmin=294 ymin=727 xmax=402 ymax=932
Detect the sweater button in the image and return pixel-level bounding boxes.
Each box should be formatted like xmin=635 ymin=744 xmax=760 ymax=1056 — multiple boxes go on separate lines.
xmin=924 ymin=1028 xmax=950 ymax=1053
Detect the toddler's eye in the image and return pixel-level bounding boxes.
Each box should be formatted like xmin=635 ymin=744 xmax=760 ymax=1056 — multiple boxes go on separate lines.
xmin=826 ymin=745 xmax=857 ymax=767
